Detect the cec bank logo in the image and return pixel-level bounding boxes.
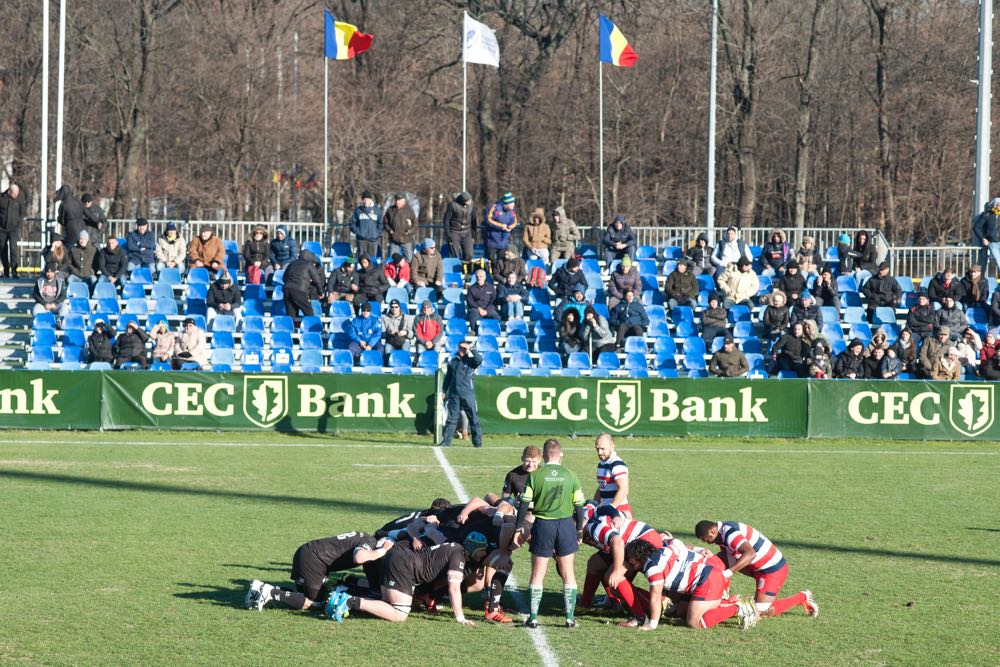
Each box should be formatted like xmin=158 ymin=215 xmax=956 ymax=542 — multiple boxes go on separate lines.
xmin=948 ymin=384 xmax=994 ymax=437
xmin=243 ymin=376 xmax=289 ymax=428
xmin=596 ymin=380 xmax=641 ymax=432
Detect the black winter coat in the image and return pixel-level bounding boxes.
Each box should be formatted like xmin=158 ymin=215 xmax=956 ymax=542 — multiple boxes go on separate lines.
xmin=114 ymin=328 xmax=149 ymax=359
xmin=282 ymin=250 xmax=326 ymax=295
xmin=55 ymin=185 xmax=87 ymax=245
xmin=88 ymin=329 xmax=115 ymax=362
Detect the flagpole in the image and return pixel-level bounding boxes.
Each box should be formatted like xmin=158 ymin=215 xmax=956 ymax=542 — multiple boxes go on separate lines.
xmin=41 ymin=0 xmax=50 ymax=228
xmin=599 ymin=60 xmax=604 ymax=231
xmin=323 ymin=57 xmax=329 ymax=230
xmin=706 ymin=0 xmax=719 ymax=241
xmin=462 ymin=58 xmax=468 ymax=194
xmin=55 ymin=0 xmax=66 ymax=193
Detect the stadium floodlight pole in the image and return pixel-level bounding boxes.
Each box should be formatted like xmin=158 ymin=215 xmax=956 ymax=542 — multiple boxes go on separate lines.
xmin=706 ymin=0 xmax=719 ymax=243
xmin=599 ymin=60 xmax=604 ymax=230
xmin=462 ymin=57 xmax=467 ymax=193
xmin=323 ymin=57 xmax=328 ymax=230
xmin=55 ymin=0 xmax=66 ymax=194
xmin=41 ymin=0 xmax=50 ymax=228
xmin=973 ymin=0 xmax=993 ymax=218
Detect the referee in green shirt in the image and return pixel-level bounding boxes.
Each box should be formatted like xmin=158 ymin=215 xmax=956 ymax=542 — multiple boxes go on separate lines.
xmin=516 ymin=438 xmax=587 ymax=628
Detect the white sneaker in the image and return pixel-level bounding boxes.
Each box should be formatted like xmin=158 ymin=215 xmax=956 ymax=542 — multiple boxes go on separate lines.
xmin=245 ymin=580 xmax=273 ymax=611
xmin=804 ymin=590 xmax=819 ymax=617
xmin=737 ymin=599 xmax=759 ymax=630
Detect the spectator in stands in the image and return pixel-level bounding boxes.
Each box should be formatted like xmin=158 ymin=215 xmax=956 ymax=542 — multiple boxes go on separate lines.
xmin=188 ymin=225 xmax=225 ymax=277
xmin=348 ymin=301 xmax=383 ymax=362
xmin=771 ymin=322 xmax=811 ymax=377
xmin=795 ymin=236 xmax=822 ymax=276
xmin=269 ymin=225 xmax=300 ymax=274
xmin=802 ymin=319 xmax=829 ymax=352
xmin=496 ymin=272 xmax=527 ymax=322
xmin=550 ymin=207 xmax=580 ymax=262
xmin=718 ymin=257 xmax=758 ymax=309
xmin=992 ymin=283 xmax=1000 ymax=327
xmin=663 ymin=258 xmax=697 ymax=312
xmin=708 ymin=335 xmax=749 ymax=377
xmin=443 ymin=192 xmax=475 ymax=262
xmin=833 ymin=338 xmax=865 ymax=379
xmin=777 ymin=260 xmax=806 ymax=300
xmin=81 ymin=194 xmax=107 ymax=243
xmin=383 ymin=193 xmax=418 ymax=261
xmin=790 ymin=293 xmax=823 ymax=331
xmin=150 ymin=321 xmax=176 ymax=365
xmin=241 ymin=225 xmax=269 ymax=284
xmin=0 ymin=182 xmax=26 ymax=278
xmin=760 ymin=228 xmax=790 ymax=277
xmin=863 ymin=346 xmax=887 ymax=379
xmin=959 ymin=265 xmax=989 ymax=311
xmin=919 ymin=326 xmax=952 ymax=377
xmin=609 ymin=288 xmax=649 ymax=349
xmin=972 ymin=197 xmax=1000 ymax=276
xmin=549 ymin=258 xmax=588 ymax=302
xmin=907 ymin=291 xmax=936 ymax=341
xmin=881 ymin=347 xmax=903 ymax=379
xmin=382 ymin=299 xmax=413 ymax=359
xmin=32 ymin=263 xmax=69 ymax=318
xmin=852 ymin=230 xmax=879 ymax=274
xmin=582 ymin=305 xmax=616 ymax=362
xmin=174 ymin=317 xmax=209 ymax=369
xmin=68 ymin=230 xmax=98 ymax=292
xmin=156 ymin=222 xmax=186 ymax=276
xmin=282 ymin=249 xmax=326 ymax=326
xmin=701 ymin=292 xmax=729 ymax=344
xmin=956 ymin=327 xmax=983 ymax=370
xmin=97 ymin=236 xmax=128 ymax=289
xmin=206 ymin=272 xmax=243 ymax=324
xmin=893 ymin=327 xmax=917 ymax=373
xmin=554 ymin=288 xmax=588 ymax=324
xmin=759 ymin=289 xmax=789 ymax=342
xmin=711 ymin=226 xmax=752 ymax=271
xmin=113 ymin=320 xmax=149 ymax=369
xmin=414 ymin=300 xmax=444 ymax=351
xmin=353 ymin=254 xmax=388 ymax=311
xmin=43 ymin=238 xmax=69 ymax=278
xmin=608 ymin=255 xmax=642 ymax=310
xmin=467 ymin=268 xmax=499 ymax=334
xmin=87 ymin=319 xmax=115 ymax=364
xmin=484 ymin=192 xmax=519 ymax=264
xmin=126 ymin=218 xmax=156 ymax=274
xmin=865 ymin=330 xmax=889 ymax=359
xmin=54 ymin=184 xmax=86 ymax=246
xmin=411 ymin=238 xmax=444 ymax=301
xmin=384 ymin=253 xmax=411 ymax=292
xmin=861 ymin=261 xmax=902 ymax=322
xmin=601 ymin=215 xmax=636 ymax=269
xmin=523 ymin=208 xmax=552 ymax=265
xmin=980 ymin=331 xmax=1000 ymax=380
xmin=813 ymin=268 xmax=841 ymax=311
xmin=931 ymin=346 xmax=962 ymax=381
xmin=928 ymin=266 xmax=962 ymax=310
xmin=492 ymin=247 xmax=526 ymax=285
xmin=935 ymin=295 xmax=967 ymax=334
xmin=835 ymin=232 xmax=855 ymax=273
xmin=809 ymin=339 xmax=831 ymax=378
xmin=326 ymin=258 xmax=357 ymax=303
xmin=558 ymin=308 xmax=585 ymax=361
xmin=686 ymin=232 xmax=715 ymax=277
xmin=349 ymin=191 xmax=383 ymax=259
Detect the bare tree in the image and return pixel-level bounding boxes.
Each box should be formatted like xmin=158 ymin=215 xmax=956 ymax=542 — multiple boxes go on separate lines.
xmin=792 ymin=0 xmax=827 ymax=230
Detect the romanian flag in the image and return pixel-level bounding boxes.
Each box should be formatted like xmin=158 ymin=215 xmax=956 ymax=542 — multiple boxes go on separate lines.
xmin=598 ymin=15 xmax=637 ymax=67
xmin=324 ymin=11 xmax=373 ymax=60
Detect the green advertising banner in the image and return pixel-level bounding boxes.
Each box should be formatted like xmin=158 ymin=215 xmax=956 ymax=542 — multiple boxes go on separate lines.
xmin=0 ymin=370 xmax=103 ymax=430
xmin=474 ymin=376 xmax=809 ymax=437
xmin=101 ymin=371 xmax=436 ymax=433
xmin=808 ymin=379 xmax=999 ymax=441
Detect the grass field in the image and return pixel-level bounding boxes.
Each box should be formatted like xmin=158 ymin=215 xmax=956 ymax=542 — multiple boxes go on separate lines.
xmin=2 ymin=431 xmax=998 ymax=666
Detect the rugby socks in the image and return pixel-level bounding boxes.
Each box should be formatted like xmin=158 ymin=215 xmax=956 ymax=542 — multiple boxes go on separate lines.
xmin=271 ymin=588 xmax=308 ymax=610
xmin=579 ymin=572 xmax=601 ymax=608
xmin=487 ymin=571 xmax=509 ymax=612
xmin=769 ymin=592 xmax=807 ymax=616
xmin=563 ymin=586 xmax=577 ymax=622
xmin=345 ymin=596 xmax=361 ymax=611
xmin=698 ymin=603 xmax=739 ymax=628
xmin=528 ymin=585 xmax=543 ymax=621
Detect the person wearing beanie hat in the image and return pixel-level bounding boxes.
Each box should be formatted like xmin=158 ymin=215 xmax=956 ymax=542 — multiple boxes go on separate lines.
xmin=68 ymin=227 xmax=98 ymax=291
xmin=126 ymin=217 xmax=157 ymax=275
xmin=960 ymin=264 xmax=990 ymax=310
xmin=663 ymin=256 xmax=697 ymax=312
xmin=718 ymin=255 xmax=759 ymax=309
xmin=523 ymin=207 xmax=552 ymax=265
xmin=157 ymin=221 xmax=187 ymax=274
xmin=269 ymin=225 xmax=300 ymax=272
xmin=206 ymin=270 xmax=243 ymax=325
xmin=549 ymin=206 xmax=581 ymax=262
xmin=777 ymin=259 xmax=806 ymax=299
xmin=174 ymin=317 xmax=209 ymax=369
xmin=862 ymin=260 xmax=902 ymax=323
xmin=350 ymin=190 xmax=384 ymax=259
xmin=484 ymin=193 xmax=519 ymax=264
xmin=761 ymin=228 xmax=790 ymax=277
xmin=113 ymin=317 xmax=150 ymax=369
xmin=919 ymin=325 xmax=954 ymax=378
xmin=609 ymin=252 xmax=642 ymax=310
xmin=412 ymin=238 xmax=445 ymax=300
xmin=832 ymin=336 xmax=866 ymax=379
xmin=347 ymin=299 xmax=384 ymax=362
xmin=384 ymin=191 xmax=418 ymax=260
xmin=708 ymin=333 xmax=750 ymax=377
xmin=930 ymin=345 xmax=963 ymax=381
xmin=443 ymin=192 xmax=476 ymax=261
xmin=384 ymin=251 xmax=411 ymax=289
xmin=795 ymin=235 xmax=822 ymax=276
xmin=381 ymin=298 xmax=413 ymax=357
xmin=711 ymin=226 xmax=752 ymax=270
xmin=601 ymin=214 xmax=637 ymax=268
xmin=81 ymin=191 xmax=108 ymax=245
xmin=549 ymin=256 xmax=589 ymax=301
xmin=87 ymin=317 xmax=115 ymax=364
xmin=32 ymin=260 xmax=70 ymax=318
xmin=414 ymin=299 xmax=444 ymax=352
xmin=188 ymin=224 xmax=225 ymax=276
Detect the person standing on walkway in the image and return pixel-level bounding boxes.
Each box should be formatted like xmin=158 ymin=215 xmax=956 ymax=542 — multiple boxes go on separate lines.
xmin=439 ymin=341 xmax=483 ymax=448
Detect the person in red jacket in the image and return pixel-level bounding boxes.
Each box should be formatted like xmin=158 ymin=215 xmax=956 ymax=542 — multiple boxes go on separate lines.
xmin=384 ymin=253 xmax=411 ymax=291
xmin=413 ymin=300 xmax=444 ymax=351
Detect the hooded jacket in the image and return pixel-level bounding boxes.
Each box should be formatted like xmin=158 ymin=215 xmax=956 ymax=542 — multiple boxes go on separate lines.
xmin=833 ymin=347 xmax=866 ymax=378
xmin=777 ymin=271 xmax=807 ymax=298
xmin=601 ymin=221 xmax=637 ymax=253
xmin=114 ymin=326 xmax=149 ymax=359
xmin=795 ymin=237 xmax=822 ymax=274
xmin=207 ymin=279 xmax=243 ymax=309
xmin=523 ymin=210 xmax=552 ymax=250
xmin=157 ymin=231 xmax=187 ymax=266
xmin=549 ymin=265 xmax=588 ymax=301
xmin=761 ymin=228 xmax=790 ymax=271
xmin=69 ymin=242 xmax=97 ymax=279
xmin=348 ymin=312 xmax=383 ymax=347
xmin=610 ymin=265 xmax=644 ymax=302
xmin=609 ymin=299 xmax=649 ymax=329
xmin=327 ymin=263 xmax=356 ymax=295
xmin=242 ymin=228 xmax=270 ymax=268
xmin=349 ymin=203 xmax=384 ymax=241
xmin=685 ymin=233 xmax=713 ymax=271
xmin=853 ymin=231 xmax=878 ymax=273
xmin=88 ymin=326 xmax=115 ymax=362
xmin=354 ymin=257 xmax=389 ymax=300
xmin=188 ymin=233 xmax=225 ymax=266
xmin=934 ymin=303 xmax=968 ymax=333
xmin=414 ymin=308 xmax=444 ymax=346
xmin=33 ymin=274 xmax=67 ymax=307
xmin=443 ymin=197 xmax=476 ymax=234
xmin=55 ymin=184 xmax=86 ymax=245
xmin=550 ymin=207 xmax=580 ymax=251
xmin=718 ymin=265 xmax=759 ymax=303
xmin=282 ymin=249 xmax=326 ymax=295
xmin=269 ymin=226 xmax=300 ymax=266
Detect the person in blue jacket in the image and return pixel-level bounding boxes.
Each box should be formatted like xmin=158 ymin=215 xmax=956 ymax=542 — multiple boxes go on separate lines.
xmin=350 ymin=190 xmax=384 ymax=260
xmin=347 ymin=301 xmax=383 ymax=362
xmin=439 ymin=341 xmax=484 ymax=448
xmin=269 ymin=225 xmax=300 ymax=272
xmin=484 ymin=192 xmax=519 ymax=265
xmin=608 ymin=288 xmax=650 ymax=349
xmin=126 ymin=218 xmax=157 ymax=274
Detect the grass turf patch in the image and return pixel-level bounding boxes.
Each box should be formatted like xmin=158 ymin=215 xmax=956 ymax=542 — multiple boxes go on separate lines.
xmin=1 ymin=432 xmax=997 ymax=666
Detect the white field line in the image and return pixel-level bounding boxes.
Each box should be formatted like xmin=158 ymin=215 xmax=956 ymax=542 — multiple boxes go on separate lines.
xmin=433 ymin=446 xmax=559 ymax=667
xmin=4 ymin=438 xmax=1000 ymax=457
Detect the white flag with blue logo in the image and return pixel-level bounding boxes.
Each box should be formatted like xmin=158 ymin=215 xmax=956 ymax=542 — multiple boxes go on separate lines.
xmin=463 ymin=12 xmax=499 ymax=67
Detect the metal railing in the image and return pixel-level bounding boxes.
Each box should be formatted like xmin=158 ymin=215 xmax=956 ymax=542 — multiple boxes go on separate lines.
xmin=889 ymin=246 xmax=983 ymax=280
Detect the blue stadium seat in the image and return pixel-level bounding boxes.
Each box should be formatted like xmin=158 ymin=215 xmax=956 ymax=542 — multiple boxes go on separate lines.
xmin=330 ymin=349 xmax=354 ymax=368
xmin=509 ymin=351 xmax=533 ymax=370
xmin=300 ymin=349 xmax=325 ymax=372
xmin=185 ymin=299 xmax=207 ymax=317
xmin=211 ymin=348 xmax=236 ymax=367
xmin=646 ymin=305 xmax=666 ymax=323
xmin=648 ymin=321 xmax=670 ymax=338
xmin=389 ymin=349 xmax=413 ymax=370
xmin=822 ymin=323 xmax=844 ymax=342
xmin=819 ymin=306 xmax=840 ymax=323
xmin=413 ymin=287 xmax=436 ymax=305
xmin=418 ymin=350 xmax=440 ymax=371
xmin=745 ymin=353 xmax=765 ymax=370
xmin=637 ymin=259 xmax=658 ymax=276
xmin=843 ymin=307 xmax=866 ymax=324
xmin=93 ymin=281 xmax=117 ymax=301
xmin=506 ymin=335 xmax=528 ymax=353
xmin=528 ymin=288 xmax=550 ymax=305
xmin=329 ymin=301 xmax=354 ymax=319
xmin=122 ymin=282 xmax=145 ymax=300
xmin=635 ymin=245 xmax=657 ymax=260
xmin=662 ymin=260 xmax=678 ymax=275
xmin=443 ymin=303 xmax=465 ymax=320
xmin=332 ymin=241 xmax=352 ymax=257
xmin=300 ymin=332 xmax=324 ymax=350
xmin=732 ymin=320 xmax=754 ymax=339
xmin=271 ymin=316 xmax=294 ymax=333
xmin=243 ymin=331 xmax=265 ymax=351
xmin=659 ymin=369 xmax=680 ymax=379
xmin=896 ymin=276 xmax=914 ymax=293
xmin=696 ymin=275 xmax=716 ymax=292
xmin=159 ymin=267 xmax=182 ymax=285
xmin=445 ymin=334 xmax=465 ymax=354
xmin=96 ymin=297 xmax=120 ymax=315
xmin=671 ymin=306 xmax=694 ymax=323
xmin=243 ymin=316 xmax=265 ymax=334
xmin=872 ymin=307 xmax=897 ymax=325
xmin=481 ymin=351 xmax=503 ymax=370
xmin=243 ymin=284 xmax=266 ymax=302
xmin=477 ymin=335 xmax=499 ymax=353
xmin=213 ymin=315 xmax=236 ymax=332
xmin=506 ymin=319 xmax=529 ymax=336
xmin=728 ymin=305 xmax=751 ymax=323
xmin=662 ymin=245 xmax=683 ymax=260
xmin=837 ymin=275 xmax=858 ymax=293
xmin=151 ymin=282 xmax=174 ymax=301
xmin=625 ymin=353 xmax=647 ymax=373
xmin=653 ymin=337 xmax=677 ymax=356
xmin=654 ymin=351 xmax=677 ymax=370
xmin=30 ymin=345 xmax=55 ymax=364
xmin=848 ymin=323 xmax=872 ymax=343
xmin=211 ymin=331 xmax=235 ymax=349
xmin=129 ymin=268 xmax=153 ymax=285
xmin=442 ymin=257 xmax=463 ymax=274
xmin=271 ymin=269 xmax=285 ymax=285
xmin=675 ymin=320 xmax=698 ymax=338
xmin=33 ymin=313 xmax=57 ymax=330
xmin=683 ymin=336 xmax=707 ymax=357
xmin=538 ymin=352 xmax=563 ymax=371
xmin=67 ymin=282 xmax=90 ymax=300
xmin=444 ymin=287 xmax=464 ymax=304
xmin=270 ymin=331 xmax=293 ymax=349
xmin=69 ymin=298 xmax=92 ymax=315
xmin=590 ymin=368 xmax=611 ymax=378
xmin=710 ymin=336 xmax=727 ymax=353
xmin=386 ymin=287 xmax=409 ymax=305
xmin=533 ymin=336 xmax=558 ymax=354
xmin=500 ymin=367 xmax=522 ymax=377
xmin=741 ymin=337 xmax=763 ymax=354
xmin=446 ymin=318 xmax=469 ymax=336
xmin=88 ymin=361 xmax=113 ymax=371
xmin=32 ymin=329 xmax=57 ymax=347
xmin=567 ymin=352 xmax=592 ymax=370
xmin=302 ymin=240 xmax=323 ymax=257
xmin=756 ymin=275 xmax=773 ymax=295
xmin=596 ymin=352 xmax=621 ymax=370
xmin=63 ymin=328 xmax=87 ymax=348
xmin=125 ymin=298 xmax=148 ymax=315
xmin=624 ymin=336 xmax=647 ymax=354
xmin=684 ymin=352 xmax=707 ymax=371
xmin=842 ymin=292 xmax=862 ymax=307
xmin=187 ymin=267 xmax=210 ymax=284
xmin=360 ymin=350 xmax=384 ymax=370
xmin=185 ymin=283 xmax=209 ymax=301
xmin=529 ymin=303 xmax=553 ymax=321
